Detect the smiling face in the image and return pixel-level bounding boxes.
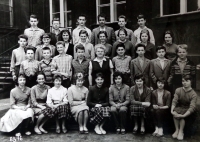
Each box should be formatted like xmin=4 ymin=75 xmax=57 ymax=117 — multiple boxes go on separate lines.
xmin=116 ymin=46 xmax=125 ymax=56
xmin=136 ymin=46 xmax=145 ymax=57
xmin=57 ymin=44 xmax=65 ymax=54
xmin=26 ymin=50 xmax=34 ymax=60
xmin=118 ymin=18 xmax=126 ymax=28
xmin=18 ymin=38 xmax=27 ymax=47
xmin=54 ymin=78 xmax=62 ymax=88
xmin=95 ymin=76 xmax=104 ymax=87
xmin=62 ymin=32 xmax=70 ymax=42
xmin=164 ymin=34 xmax=172 ymax=44
xmin=96 ymin=47 xmax=105 ymax=58
xmin=99 ymin=33 xmax=106 ymax=43
xmin=77 ymin=49 xmax=85 ymax=59
xmin=18 ymin=76 xmax=26 ymax=86
xmin=141 ymin=33 xmax=148 ymax=43
xmin=156 ymin=49 xmax=166 ymax=58
xmin=80 ymin=33 xmax=87 ymax=43
xmin=115 ymin=76 xmax=123 ymax=85
xmin=119 ymin=30 xmax=126 ymax=41
xmin=37 ymin=74 xmax=45 ymax=85
xmin=182 ymin=78 xmax=191 ymax=88
xmin=76 ymin=79 xmax=84 ymax=87
xmin=137 ymin=18 xmax=146 ymax=27
xmin=177 ymin=48 xmax=187 ymax=59
xmin=29 ymin=18 xmax=38 ymax=27
xmin=135 ymin=78 xmax=144 ymax=88
xmin=78 ymin=16 xmax=86 ymax=26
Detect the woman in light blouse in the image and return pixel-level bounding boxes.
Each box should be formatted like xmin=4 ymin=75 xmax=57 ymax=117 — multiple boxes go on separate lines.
xmin=109 ymin=72 xmax=130 ymax=134
xmin=46 ymin=75 xmax=70 ymax=134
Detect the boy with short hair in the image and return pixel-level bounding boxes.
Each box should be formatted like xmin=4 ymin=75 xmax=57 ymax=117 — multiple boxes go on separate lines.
xmin=130 ymin=43 xmax=151 ymax=87
xmin=134 ymin=14 xmax=155 ymax=45
xmin=24 ymin=14 xmax=45 ymax=47
xmin=35 ymin=33 xmax=56 ymax=61
xmin=115 ymin=15 xmax=136 ymax=45
xmin=51 ymin=41 xmax=73 ymax=88
xmin=91 ymin=13 xmax=116 ymax=45
xmin=72 ymin=14 xmax=91 ymax=45
xmin=150 ymin=46 xmax=171 ymax=89
xmin=39 ymin=47 xmax=54 ymax=87
xmin=50 ymin=17 xmax=61 ymax=46
xmin=10 ymin=34 xmax=28 ymax=81
xmin=19 ymin=47 xmax=40 ymax=87
xmin=72 ymin=44 xmax=90 ymax=87
xmin=112 ymin=43 xmax=131 ymax=86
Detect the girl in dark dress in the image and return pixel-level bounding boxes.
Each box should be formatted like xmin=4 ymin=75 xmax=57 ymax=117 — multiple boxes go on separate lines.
xmin=87 ymin=73 xmax=110 ymax=135
xmin=57 ymin=29 xmax=74 ymax=57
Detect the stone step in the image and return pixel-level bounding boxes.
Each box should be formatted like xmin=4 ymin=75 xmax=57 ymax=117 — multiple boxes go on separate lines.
xmin=0 ymin=66 xmax=10 ymax=72
xmin=0 ymin=71 xmax=11 ymax=76
xmin=0 ymin=77 xmax=13 ymax=82
xmin=0 ymin=62 xmax=10 ymax=67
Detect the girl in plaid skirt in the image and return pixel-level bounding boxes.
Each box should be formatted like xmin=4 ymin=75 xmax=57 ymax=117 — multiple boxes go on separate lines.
xmin=46 ymin=75 xmax=71 ymax=134
xmin=130 ymin=74 xmax=151 ymax=134
xmin=87 ymin=73 xmax=110 ymax=135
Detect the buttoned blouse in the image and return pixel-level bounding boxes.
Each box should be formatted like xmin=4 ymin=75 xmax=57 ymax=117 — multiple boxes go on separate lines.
xmin=109 ymin=84 xmax=130 ymax=106
xmin=46 ymin=86 xmax=68 ymax=105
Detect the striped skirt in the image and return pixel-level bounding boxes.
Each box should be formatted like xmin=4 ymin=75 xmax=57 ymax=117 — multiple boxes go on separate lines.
xmin=89 ymin=106 xmax=110 ymax=125
xmin=130 ymin=105 xmax=146 ymax=117
xmin=42 ymin=104 xmax=71 ymax=119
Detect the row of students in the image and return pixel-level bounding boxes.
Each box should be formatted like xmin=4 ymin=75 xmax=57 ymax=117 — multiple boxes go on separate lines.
xmin=0 ymin=71 xmax=197 ymax=141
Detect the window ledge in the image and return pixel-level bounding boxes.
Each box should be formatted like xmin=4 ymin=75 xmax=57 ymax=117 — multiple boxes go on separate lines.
xmin=152 ymin=11 xmax=200 ymax=23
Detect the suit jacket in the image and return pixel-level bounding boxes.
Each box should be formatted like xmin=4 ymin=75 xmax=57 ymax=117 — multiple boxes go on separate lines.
xmin=130 ymin=57 xmax=151 ymax=86
xmin=151 ymin=89 xmax=171 ymax=107
xmin=150 ymin=58 xmax=171 ymax=85
xmin=91 ymin=26 xmax=116 ymax=45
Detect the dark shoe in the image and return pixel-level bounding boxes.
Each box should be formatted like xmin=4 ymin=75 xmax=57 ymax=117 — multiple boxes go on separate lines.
xmin=121 ymin=129 xmax=126 ymax=135
xmin=79 ymin=130 xmax=84 ymax=134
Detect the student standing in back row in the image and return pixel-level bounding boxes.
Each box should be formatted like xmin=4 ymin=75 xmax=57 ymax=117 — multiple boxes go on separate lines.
xmin=115 ymin=15 xmax=136 ymax=45
xmin=24 ymin=14 xmax=45 ymax=48
xmin=134 ymin=14 xmax=155 ymax=45
xmin=91 ymin=13 xmax=116 ymax=45
xmin=72 ymin=14 xmax=91 ymax=45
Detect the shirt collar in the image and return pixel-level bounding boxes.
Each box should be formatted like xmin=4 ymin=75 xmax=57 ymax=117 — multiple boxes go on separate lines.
xmin=77 ymin=26 xmax=86 ymax=30
xmin=182 ymin=87 xmax=192 ymax=92
xmin=93 ymin=57 xmax=106 ymax=62
xmin=114 ymin=84 xmax=125 ymax=89
xmin=138 ymin=26 xmax=147 ymax=30
xmin=27 ymin=59 xmax=34 ymax=62
xmin=116 ymin=55 xmax=128 ymax=59
xmin=75 ymin=57 xmax=87 ymax=62
xmin=99 ymin=26 xmax=106 ymax=31
xmin=118 ymin=39 xmax=127 ymax=43
xmin=53 ymin=85 xmax=64 ymax=90
xmin=29 ymin=27 xmax=39 ymax=31
xmin=52 ymin=29 xmax=61 ymax=34
xmin=157 ymin=57 xmax=167 ymax=61
xmin=177 ymin=58 xmax=187 ymax=62
xmin=58 ymin=53 xmax=68 ymax=57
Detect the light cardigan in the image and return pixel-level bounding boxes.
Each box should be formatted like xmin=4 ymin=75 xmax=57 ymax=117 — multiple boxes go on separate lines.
xmin=46 ymin=85 xmax=68 ymax=105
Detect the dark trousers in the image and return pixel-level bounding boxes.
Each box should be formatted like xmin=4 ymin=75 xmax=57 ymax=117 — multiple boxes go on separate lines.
xmin=15 ymin=118 xmax=32 ymax=133
xmin=110 ymin=106 xmax=127 ymax=129
xmin=62 ymin=78 xmax=71 ymax=88
xmin=153 ymin=109 xmax=168 ymax=128
xmin=25 ymin=75 xmax=37 ymax=88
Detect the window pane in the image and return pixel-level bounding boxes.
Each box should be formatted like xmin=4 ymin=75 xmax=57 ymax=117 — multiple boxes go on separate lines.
xmin=52 ymin=13 xmax=60 ymax=20
xmin=115 ymin=3 xmax=126 ymax=20
xmin=99 ymin=6 xmax=110 ymax=21
xmin=163 ymin=0 xmax=180 ymax=15
xmin=100 ymin=0 xmax=110 ymax=5
xmin=187 ymin=0 xmax=200 ymax=12
xmin=52 ymin=0 xmax=60 ymax=13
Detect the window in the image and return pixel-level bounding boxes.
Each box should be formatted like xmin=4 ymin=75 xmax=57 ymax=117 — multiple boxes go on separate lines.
xmin=96 ymin=0 xmax=126 ymax=23
xmin=50 ymin=0 xmax=72 ymax=29
xmin=159 ymin=0 xmax=200 ymax=17
xmin=0 ymin=0 xmax=13 ymax=27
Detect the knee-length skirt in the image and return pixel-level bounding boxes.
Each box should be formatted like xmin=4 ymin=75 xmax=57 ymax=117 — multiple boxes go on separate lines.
xmin=89 ymin=106 xmax=110 ymax=125
xmin=71 ymin=103 xmax=89 ymax=122
xmin=0 ymin=108 xmax=34 ymax=132
xmin=130 ymin=105 xmax=146 ymax=117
